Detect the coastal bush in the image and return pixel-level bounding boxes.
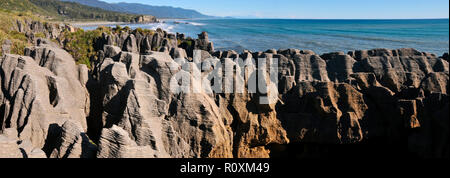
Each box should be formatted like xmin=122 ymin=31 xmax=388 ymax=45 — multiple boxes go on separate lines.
xmin=113 ymin=25 xmax=131 ymax=34
xmin=62 ymin=26 xmax=115 ymax=69
xmin=0 ymin=10 xmax=37 ymax=56
xmin=113 ymin=25 xmax=123 ymax=33
xmin=7 ymin=31 xmax=27 ymax=41
xmin=96 ymin=26 xmax=112 ymax=35
xmin=0 ymin=31 xmax=28 ymax=56
xmin=1 ymin=7 xmax=139 ymax=68
xmin=123 ymin=26 xmax=131 ymax=32
xmin=10 ymin=41 xmax=27 ymax=55
xmin=135 ymin=27 xmax=155 ymax=35
xmin=0 ymin=32 xmax=4 ymax=56
xmin=184 ymin=39 xmax=193 ymax=47
xmin=34 ymin=32 xmax=46 ymax=38
xmin=63 ymin=29 xmax=100 ymax=68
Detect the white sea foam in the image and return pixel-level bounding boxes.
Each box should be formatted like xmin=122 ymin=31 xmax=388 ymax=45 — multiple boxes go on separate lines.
xmin=143 ymin=23 xmax=176 ymax=33
xmin=173 ymin=20 xmax=205 ymax=26
xmin=78 ymin=19 xmax=448 ymax=55
xmin=189 ymin=22 xmax=206 ymax=26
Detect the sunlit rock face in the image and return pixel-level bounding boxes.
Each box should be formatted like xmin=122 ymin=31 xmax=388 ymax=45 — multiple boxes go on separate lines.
xmin=1 ymin=27 xmax=448 ymax=158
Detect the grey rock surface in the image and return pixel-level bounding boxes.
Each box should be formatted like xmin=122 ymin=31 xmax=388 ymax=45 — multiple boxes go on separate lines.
xmin=1 ymin=25 xmax=448 ymax=158
xmin=1 ymin=42 xmax=90 ymax=155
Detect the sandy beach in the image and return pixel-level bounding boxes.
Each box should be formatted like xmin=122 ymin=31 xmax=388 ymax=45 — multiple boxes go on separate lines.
xmin=69 ymin=21 xmax=130 ymax=27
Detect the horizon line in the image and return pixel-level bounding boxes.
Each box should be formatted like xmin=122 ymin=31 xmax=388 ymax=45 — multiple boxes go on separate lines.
xmin=215 ymin=17 xmax=449 ymax=20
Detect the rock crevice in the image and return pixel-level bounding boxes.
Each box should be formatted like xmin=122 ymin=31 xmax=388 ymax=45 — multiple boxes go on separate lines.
xmin=1 ymin=29 xmax=448 ymax=158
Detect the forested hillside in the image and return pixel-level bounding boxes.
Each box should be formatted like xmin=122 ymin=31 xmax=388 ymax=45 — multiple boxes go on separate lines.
xmin=0 ymin=0 xmax=156 ymax=22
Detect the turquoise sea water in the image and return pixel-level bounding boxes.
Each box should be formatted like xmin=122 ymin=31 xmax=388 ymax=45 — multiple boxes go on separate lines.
xmin=81 ymin=19 xmax=449 ymax=55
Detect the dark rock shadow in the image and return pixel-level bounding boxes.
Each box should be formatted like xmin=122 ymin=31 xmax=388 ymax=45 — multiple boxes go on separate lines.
xmin=42 ymin=123 xmax=62 ymax=157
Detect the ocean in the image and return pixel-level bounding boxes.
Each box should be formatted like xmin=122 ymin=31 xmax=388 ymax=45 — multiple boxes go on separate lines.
xmin=80 ymin=19 xmax=449 ymax=55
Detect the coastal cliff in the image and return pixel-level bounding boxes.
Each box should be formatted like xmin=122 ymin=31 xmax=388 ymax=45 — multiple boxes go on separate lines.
xmin=0 ymin=20 xmax=449 ymax=158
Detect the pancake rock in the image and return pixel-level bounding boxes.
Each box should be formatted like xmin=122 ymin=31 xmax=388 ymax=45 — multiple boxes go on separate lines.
xmin=0 ymin=40 xmax=90 ymax=157
xmin=1 ymin=27 xmax=448 ymax=158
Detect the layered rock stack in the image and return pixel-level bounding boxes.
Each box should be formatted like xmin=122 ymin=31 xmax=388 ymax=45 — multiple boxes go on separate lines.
xmin=133 ymin=15 xmax=158 ymax=24
xmin=15 ymin=19 xmax=73 ymax=43
xmin=0 ymin=27 xmax=448 ymax=158
xmin=0 ymin=39 xmax=92 ymax=158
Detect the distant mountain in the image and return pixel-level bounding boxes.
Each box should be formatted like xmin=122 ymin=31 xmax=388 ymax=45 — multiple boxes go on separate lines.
xmin=61 ymin=0 xmax=213 ymax=19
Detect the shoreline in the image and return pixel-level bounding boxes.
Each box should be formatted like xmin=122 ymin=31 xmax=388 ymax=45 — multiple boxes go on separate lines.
xmin=70 ymin=19 xmax=189 ymax=27
xmin=69 ymin=20 xmax=164 ymax=28
xmin=65 ymin=18 xmax=446 ymax=56
xmin=70 ymin=19 xmax=449 ymax=56
xmin=69 ymin=21 xmax=129 ymax=27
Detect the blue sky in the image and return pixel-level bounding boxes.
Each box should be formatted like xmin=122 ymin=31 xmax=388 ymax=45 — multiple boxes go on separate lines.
xmin=103 ymin=0 xmax=449 ymax=19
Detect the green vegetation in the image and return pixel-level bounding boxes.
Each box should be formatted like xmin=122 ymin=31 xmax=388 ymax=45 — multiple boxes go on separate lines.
xmin=29 ymin=0 xmax=143 ymax=22
xmin=62 ymin=27 xmax=110 ymax=68
xmin=0 ymin=0 xmax=50 ymax=15
xmin=0 ymin=8 xmax=139 ymax=69
xmin=0 ymin=9 xmax=39 ymax=56
xmin=61 ymin=25 xmax=143 ymax=68
xmin=1 ymin=0 xmax=151 ymax=22
xmin=135 ymin=27 xmax=155 ymax=36
xmin=0 ymin=0 xmax=159 ymax=68
xmin=0 ymin=8 xmax=105 ymax=68
xmin=184 ymin=39 xmax=193 ymax=47
xmin=0 ymin=0 xmax=155 ymax=65
xmin=62 ymin=0 xmax=211 ymax=19
xmin=34 ymin=32 xmax=46 ymax=38
xmin=112 ymin=25 xmax=130 ymax=34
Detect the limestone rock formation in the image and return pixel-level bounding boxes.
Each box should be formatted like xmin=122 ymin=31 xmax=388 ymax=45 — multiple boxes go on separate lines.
xmin=91 ymin=49 xmax=234 ymax=158
xmin=97 ymin=125 xmax=158 ymax=158
xmin=1 ymin=41 xmax=91 ymax=158
xmin=49 ymin=120 xmax=96 ymax=158
xmin=1 ymin=40 xmax=12 ymax=55
xmin=133 ymin=15 xmax=157 ymax=23
xmin=0 ymin=135 xmax=23 ymax=158
xmin=280 ymin=81 xmax=368 ymax=144
xmin=196 ymin=32 xmax=214 ymax=53
xmin=14 ymin=19 xmax=72 ymax=44
xmin=0 ymin=25 xmax=448 ymax=158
